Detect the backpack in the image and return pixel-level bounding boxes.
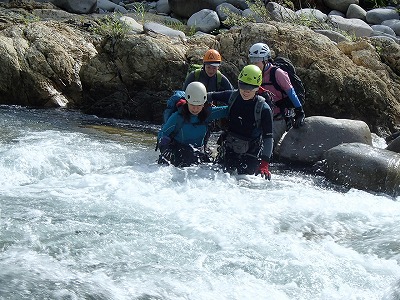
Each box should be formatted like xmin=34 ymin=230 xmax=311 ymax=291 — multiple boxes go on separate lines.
xmin=227 ymin=91 xmax=265 ymax=129
xmin=265 ymin=57 xmax=306 ymax=107
xmin=162 ymin=90 xmax=185 ymax=123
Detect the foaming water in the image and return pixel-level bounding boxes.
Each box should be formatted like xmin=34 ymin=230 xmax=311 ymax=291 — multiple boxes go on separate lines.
xmin=0 ymin=107 xmax=399 ymax=300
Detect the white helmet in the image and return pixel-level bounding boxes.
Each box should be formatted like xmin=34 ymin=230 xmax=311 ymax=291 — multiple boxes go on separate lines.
xmin=248 ymin=43 xmax=271 ymax=62
xmin=185 ymin=82 xmax=207 ymax=105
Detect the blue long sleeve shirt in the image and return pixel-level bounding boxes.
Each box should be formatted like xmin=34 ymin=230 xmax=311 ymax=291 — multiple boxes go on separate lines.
xmin=158 ymin=106 xmax=228 ymax=148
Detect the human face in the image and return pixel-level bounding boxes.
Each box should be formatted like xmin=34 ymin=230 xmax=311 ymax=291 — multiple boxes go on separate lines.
xmin=239 ymin=88 xmax=257 ymax=101
xmin=251 ymin=60 xmax=264 ymax=70
xmin=188 ymin=103 xmax=204 ymax=115
xmin=204 ymin=64 xmax=218 ymax=77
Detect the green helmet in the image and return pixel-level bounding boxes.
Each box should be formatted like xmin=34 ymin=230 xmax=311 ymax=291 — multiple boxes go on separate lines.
xmin=238 ymin=65 xmax=262 ymax=90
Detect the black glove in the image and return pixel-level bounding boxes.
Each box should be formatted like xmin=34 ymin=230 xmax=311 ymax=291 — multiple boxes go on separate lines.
xmin=158 ymin=136 xmax=171 ymax=153
xmin=293 ymin=107 xmax=305 ymax=128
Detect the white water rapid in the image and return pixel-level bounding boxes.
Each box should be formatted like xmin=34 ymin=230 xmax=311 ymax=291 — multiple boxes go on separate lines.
xmin=0 ymin=106 xmax=399 ymax=300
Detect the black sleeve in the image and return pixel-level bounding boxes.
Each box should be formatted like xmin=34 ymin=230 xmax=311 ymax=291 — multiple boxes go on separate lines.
xmin=208 ymin=90 xmax=235 ymax=105
xmin=260 ymin=104 xmax=274 ymax=162
xmin=220 ymin=75 xmax=234 ymax=91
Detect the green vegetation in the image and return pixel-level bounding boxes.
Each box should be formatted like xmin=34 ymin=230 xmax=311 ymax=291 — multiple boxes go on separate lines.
xmin=131 ymin=2 xmax=147 ymax=24
xmin=163 ymin=20 xmax=197 ymax=36
xmin=90 ymin=14 xmax=131 ymax=40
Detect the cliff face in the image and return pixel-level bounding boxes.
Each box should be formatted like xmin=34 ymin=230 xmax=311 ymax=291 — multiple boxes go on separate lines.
xmin=0 ymin=7 xmax=399 ymax=134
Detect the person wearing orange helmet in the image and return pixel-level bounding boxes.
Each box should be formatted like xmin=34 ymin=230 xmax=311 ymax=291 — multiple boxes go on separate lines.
xmin=181 ymin=49 xmax=234 ymax=146
xmin=183 ymin=49 xmax=233 ymax=93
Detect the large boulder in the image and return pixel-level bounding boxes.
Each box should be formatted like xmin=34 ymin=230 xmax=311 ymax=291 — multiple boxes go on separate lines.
xmin=322 ymin=143 xmax=400 ymax=197
xmin=49 ymin=0 xmax=97 ymax=14
xmin=276 ymin=116 xmax=372 ymax=164
xmin=79 ymin=34 xmax=189 ymax=121
xmin=0 ymin=21 xmax=97 ymax=107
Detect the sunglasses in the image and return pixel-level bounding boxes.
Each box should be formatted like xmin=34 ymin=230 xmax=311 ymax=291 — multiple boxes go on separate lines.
xmin=240 ymin=87 xmax=259 ymax=92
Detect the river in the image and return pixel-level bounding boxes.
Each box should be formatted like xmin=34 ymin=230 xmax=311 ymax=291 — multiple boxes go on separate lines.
xmin=0 ymin=105 xmax=399 ymax=300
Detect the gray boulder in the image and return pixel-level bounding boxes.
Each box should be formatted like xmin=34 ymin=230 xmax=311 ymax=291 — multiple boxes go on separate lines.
xmin=371 ymin=24 xmax=397 ymax=35
xmin=329 ymin=15 xmax=373 ymax=37
xmin=187 ymin=9 xmax=220 ymax=34
xmin=144 ymin=22 xmax=186 ymax=40
xmin=216 ymin=3 xmax=241 ymax=22
xmin=382 ymin=19 xmax=400 ymax=36
xmin=295 ymin=8 xmax=328 ymax=22
xmin=277 ymin=116 xmax=372 ymax=164
xmin=314 ymin=29 xmax=349 ymax=43
xmin=156 ymin=0 xmax=171 ymax=15
xmin=328 ymin=10 xmax=345 ymax=17
xmin=49 ymin=0 xmax=97 ymax=14
xmin=346 ymin=4 xmax=366 ymax=21
xmin=323 ymin=143 xmax=400 ymax=197
xmin=266 ymin=2 xmax=296 ymax=22
xmin=386 ymin=136 xmax=400 ymax=153
xmin=366 ymin=8 xmax=400 ymax=25
xmin=97 ymin=0 xmax=127 ymax=13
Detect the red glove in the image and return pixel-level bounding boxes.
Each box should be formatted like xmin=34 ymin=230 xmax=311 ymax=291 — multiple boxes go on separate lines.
xmin=176 ymin=99 xmax=187 ymax=108
xmin=257 ymin=160 xmax=271 ymax=180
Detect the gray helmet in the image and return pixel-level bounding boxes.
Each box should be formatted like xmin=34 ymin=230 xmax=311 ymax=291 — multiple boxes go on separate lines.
xmin=248 ymin=43 xmax=271 ymax=62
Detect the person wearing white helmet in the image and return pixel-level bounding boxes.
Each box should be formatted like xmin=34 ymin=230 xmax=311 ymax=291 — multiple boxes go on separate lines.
xmin=248 ymin=42 xmax=305 ymax=146
xmin=157 ymin=82 xmax=229 ymax=167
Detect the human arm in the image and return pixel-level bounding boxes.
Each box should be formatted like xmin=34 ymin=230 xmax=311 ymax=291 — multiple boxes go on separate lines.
xmin=257 ymin=104 xmax=274 ymax=180
xmin=285 ymin=88 xmax=305 ymax=128
xmin=207 ymin=90 xmax=235 ymax=105
xmin=219 ymin=74 xmax=234 ymax=91
xmin=207 ymin=105 xmax=229 ymax=122
xmin=158 ymin=112 xmax=179 ymax=141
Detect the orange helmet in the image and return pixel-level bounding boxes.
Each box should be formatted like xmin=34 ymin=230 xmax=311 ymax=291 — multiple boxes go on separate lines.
xmin=203 ymin=49 xmax=222 ymax=66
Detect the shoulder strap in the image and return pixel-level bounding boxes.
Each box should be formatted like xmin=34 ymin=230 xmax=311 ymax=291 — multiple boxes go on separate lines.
xmin=269 ymin=67 xmax=286 ymax=95
xmin=254 ymin=96 xmax=265 ymax=128
xmin=194 ymin=69 xmax=201 ymax=81
xmin=227 ymin=90 xmax=239 ymax=114
xmin=216 ymin=70 xmax=222 ymax=90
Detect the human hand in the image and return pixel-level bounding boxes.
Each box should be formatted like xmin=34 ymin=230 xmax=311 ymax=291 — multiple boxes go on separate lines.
xmin=256 ymin=160 xmax=271 ymax=180
xmin=293 ymin=107 xmax=305 ymax=128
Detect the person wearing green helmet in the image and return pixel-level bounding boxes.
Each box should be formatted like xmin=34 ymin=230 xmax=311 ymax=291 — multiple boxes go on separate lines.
xmin=207 ymin=65 xmax=274 ymax=179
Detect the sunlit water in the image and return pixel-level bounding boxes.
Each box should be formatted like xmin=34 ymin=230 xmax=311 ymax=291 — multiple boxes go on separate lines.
xmin=0 ymin=106 xmax=399 ymax=300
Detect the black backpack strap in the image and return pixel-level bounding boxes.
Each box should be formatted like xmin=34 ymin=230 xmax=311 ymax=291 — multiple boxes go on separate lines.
xmin=254 ymin=96 xmax=265 ymax=128
xmin=268 ymin=66 xmax=286 ymax=95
